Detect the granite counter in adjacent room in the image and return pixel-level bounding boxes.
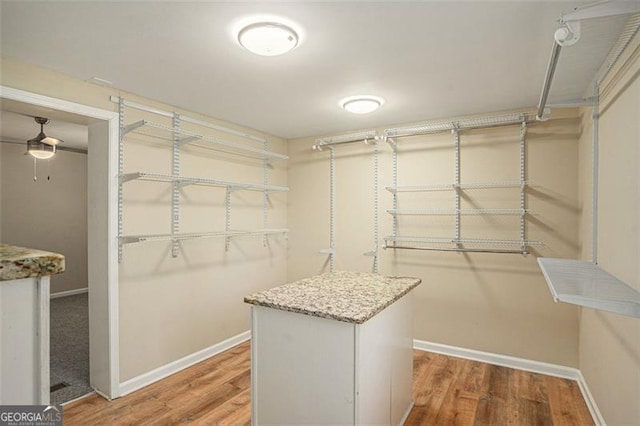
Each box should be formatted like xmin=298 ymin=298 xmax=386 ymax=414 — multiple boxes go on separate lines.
xmin=1 ymin=244 xmax=65 ymax=405
xmin=244 ymin=270 xmax=421 ymax=324
xmin=0 ymin=243 xmax=65 ymax=281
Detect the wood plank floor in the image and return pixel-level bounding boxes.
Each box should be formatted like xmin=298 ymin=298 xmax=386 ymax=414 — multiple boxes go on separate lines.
xmin=63 ymin=341 xmax=593 ymax=425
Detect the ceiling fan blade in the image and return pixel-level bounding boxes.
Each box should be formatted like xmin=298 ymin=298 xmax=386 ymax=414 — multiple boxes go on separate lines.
xmin=42 ymin=136 xmax=63 ymax=145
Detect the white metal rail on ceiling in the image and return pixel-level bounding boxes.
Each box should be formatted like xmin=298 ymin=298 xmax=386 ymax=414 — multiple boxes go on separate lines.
xmin=535 ymin=2 xmax=640 ymax=318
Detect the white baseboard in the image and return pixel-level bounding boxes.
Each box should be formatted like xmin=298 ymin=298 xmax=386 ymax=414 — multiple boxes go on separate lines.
xmin=50 ymin=287 xmax=88 ymax=299
xmin=576 ymin=370 xmax=605 ymax=426
xmin=119 ymin=330 xmax=251 ymax=396
xmin=413 ymin=339 xmax=604 ymax=425
xmin=115 ymin=334 xmax=603 ymax=425
xmin=61 ymin=390 xmax=96 ymax=406
xmin=414 ymin=339 xmax=579 ymax=380
xmin=398 ymin=400 xmax=414 ymax=426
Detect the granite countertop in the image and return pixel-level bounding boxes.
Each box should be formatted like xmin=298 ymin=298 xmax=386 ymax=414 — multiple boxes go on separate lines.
xmin=0 ymin=244 xmax=65 ymax=281
xmin=244 ymin=271 xmax=421 ymax=324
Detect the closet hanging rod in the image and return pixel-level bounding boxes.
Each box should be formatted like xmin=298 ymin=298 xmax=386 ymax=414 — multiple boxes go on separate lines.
xmin=313 ymin=130 xmax=379 ymax=151
xmin=384 ymin=245 xmax=528 ymax=255
xmin=110 ymin=96 xmax=267 ymax=144
xmin=384 ymin=113 xmax=530 ymax=139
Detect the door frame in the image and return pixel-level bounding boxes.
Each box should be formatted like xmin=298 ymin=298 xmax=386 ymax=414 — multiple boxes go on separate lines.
xmin=0 ymin=85 xmax=120 ymax=399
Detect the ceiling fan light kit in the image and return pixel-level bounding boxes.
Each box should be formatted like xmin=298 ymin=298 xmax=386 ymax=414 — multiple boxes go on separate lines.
xmin=26 ymin=116 xmax=63 ymax=159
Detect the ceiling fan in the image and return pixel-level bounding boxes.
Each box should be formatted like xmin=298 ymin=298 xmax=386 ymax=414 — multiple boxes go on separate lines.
xmin=26 ymin=116 xmax=64 ymax=159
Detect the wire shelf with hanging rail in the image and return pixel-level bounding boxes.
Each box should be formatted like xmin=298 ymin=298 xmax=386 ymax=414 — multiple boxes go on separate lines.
xmin=384 ymin=111 xmax=535 ymax=255
xmin=384 ymin=112 xmax=534 ymax=139
xmin=384 ymin=235 xmax=543 ymax=255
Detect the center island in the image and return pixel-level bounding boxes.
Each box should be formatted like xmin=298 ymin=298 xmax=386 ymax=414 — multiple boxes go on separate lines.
xmin=245 ymin=270 xmax=421 ymax=425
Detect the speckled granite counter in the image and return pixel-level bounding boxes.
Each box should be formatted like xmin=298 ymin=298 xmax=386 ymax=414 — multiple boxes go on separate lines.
xmin=244 ymin=270 xmax=421 ymax=324
xmin=0 ymin=244 xmax=65 ymax=281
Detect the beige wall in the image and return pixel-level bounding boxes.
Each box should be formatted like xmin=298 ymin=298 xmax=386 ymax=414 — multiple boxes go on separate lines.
xmin=0 ymin=56 xmax=288 ymax=381
xmin=0 ymin=143 xmax=88 ymax=294
xmin=288 ymin=109 xmax=581 ymax=367
xmin=577 ymin=31 xmax=640 ymax=425
xmin=117 ymin=107 xmax=287 ymax=381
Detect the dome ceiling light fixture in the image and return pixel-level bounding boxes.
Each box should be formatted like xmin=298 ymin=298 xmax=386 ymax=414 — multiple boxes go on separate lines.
xmin=238 ymin=22 xmax=299 ymax=56
xmin=26 ymin=116 xmax=63 ymax=160
xmin=339 ymin=95 xmax=385 ymax=114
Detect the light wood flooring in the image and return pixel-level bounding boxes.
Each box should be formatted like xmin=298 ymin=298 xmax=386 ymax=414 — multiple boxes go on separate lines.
xmin=63 ymin=341 xmax=593 ymax=425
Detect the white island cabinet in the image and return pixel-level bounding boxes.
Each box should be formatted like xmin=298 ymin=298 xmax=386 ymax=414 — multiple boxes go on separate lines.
xmin=245 ymin=271 xmax=421 ymax=425
xmin=0 ymin=244 xmax=65 ymax=405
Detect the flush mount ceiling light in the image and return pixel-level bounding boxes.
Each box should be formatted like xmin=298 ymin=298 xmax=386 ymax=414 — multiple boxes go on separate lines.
xmin=26 ymin=117 xmax=63 ymax=159
xmin=238 ymin=22 xmax=298 ymax=56
xmin=340 ymin=96 xmax=385 ymax=114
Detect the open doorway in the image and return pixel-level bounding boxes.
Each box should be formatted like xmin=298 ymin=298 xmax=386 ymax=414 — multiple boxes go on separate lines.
xmin=0 ymin=87 xmax=120 ymax=403
xmin=0 ymin=109 xmax=90 ymax=403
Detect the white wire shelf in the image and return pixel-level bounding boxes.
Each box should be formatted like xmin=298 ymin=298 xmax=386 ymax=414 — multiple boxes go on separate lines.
xmin=123 ymin=120 xmax=288 ymax=162
xmin=386 ymin=181 xmax=528 ymax=193
xmin=384 ymin=112 xmax=532 ymax=138
xmin=538 ymin=258 xmax=640 ymax=318
xmin=119 ymin=228 xmax=289 ymax=245
xmin=385 ymin=236 xmax=543 ymax=246
xmin=383 ymin=236 xmax=542 ymax=254
xmin=119 ymin=172 xmax=288 ymax=193
xmin=386 ymin=208 xmax=528 ymax=216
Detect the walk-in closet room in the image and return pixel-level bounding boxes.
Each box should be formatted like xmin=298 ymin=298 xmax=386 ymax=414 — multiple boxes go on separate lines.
xmin=0 ymin=1 xmax=638 ymax=425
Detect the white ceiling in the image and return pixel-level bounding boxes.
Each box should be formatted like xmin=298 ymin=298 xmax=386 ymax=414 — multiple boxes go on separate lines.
xmin=0 ymin=1 xmax=628 ymax=139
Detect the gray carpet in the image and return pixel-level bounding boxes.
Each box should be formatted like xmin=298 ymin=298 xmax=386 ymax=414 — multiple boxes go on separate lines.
xmin=50 ymin=293 xmax=93 ymax=404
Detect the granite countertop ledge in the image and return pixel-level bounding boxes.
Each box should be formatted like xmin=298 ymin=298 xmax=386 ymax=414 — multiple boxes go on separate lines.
xmin=244 ymin=271 xmax=421 ymax=324
xmin=0 ymin=244 xmax=65 ymax=281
